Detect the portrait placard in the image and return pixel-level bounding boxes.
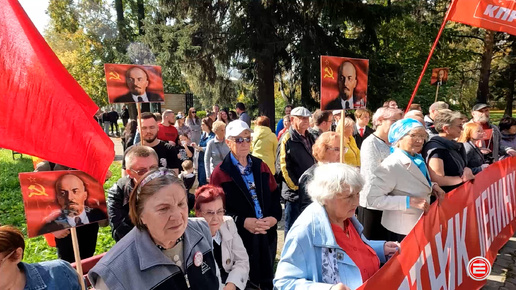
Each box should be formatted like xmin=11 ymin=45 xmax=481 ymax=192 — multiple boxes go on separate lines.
xmin=104 ymin=64 xmax=165 ymax=103
xmin=430 ymin=67 xmax=449 ymax=86
xmin=320 ymin=56 xmax=369 ymax=111
xmin=19 ymin=171 xmax=108 ymax=238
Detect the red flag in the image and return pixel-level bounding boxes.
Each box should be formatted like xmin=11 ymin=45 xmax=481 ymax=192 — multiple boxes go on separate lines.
xmin=447 ymin=0 xmax=516 ymax=36
xmin=0 ymin=0 xmax=114 ymax=183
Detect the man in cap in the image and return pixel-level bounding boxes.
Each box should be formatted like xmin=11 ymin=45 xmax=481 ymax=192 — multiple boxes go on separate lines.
xmin=470 ymin=103 xmax=516 ymax=163
xmin=424 ymin=101 xmax=449 ymax=137
xmin=276 ymin=107 xmax=316 ymax=234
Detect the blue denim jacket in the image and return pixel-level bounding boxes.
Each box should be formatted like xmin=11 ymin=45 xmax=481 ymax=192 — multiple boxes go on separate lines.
xmin=274 ymin=202 xmax=387 ymax=290
xmin=20 ymin=260 xmax=80 ymax=290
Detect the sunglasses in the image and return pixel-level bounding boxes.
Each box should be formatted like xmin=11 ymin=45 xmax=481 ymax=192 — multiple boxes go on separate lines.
xmin=130 ymin=166 xmax=159 ymax=176
xmin=0 ymin=250 xmax=15 ymax=267
xmin=230 ymin=137 xmax=252 ymax=144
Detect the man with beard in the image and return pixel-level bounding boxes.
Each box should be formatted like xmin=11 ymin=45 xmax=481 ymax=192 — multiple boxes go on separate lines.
xmin=157 ymin=109 xmax=178 ymax=145
xmin=324 ymin=61 xmax=366 ymax=110
xmin=38 ymin=173 xmax=107 ymax=262
xmin=470 ymin=103 xmax=516 ymax=163
xmin=113 ymin=66 xmax=163 ymax=103
xmin=123 ymin=112 xmax=180 ymax=174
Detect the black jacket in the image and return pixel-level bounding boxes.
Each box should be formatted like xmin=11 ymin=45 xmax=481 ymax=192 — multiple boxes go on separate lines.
xmin=107 ymin=176 xmax=135 ymax=242
xmin=210 ymin=154 xmax=282 ymax=288
xmin=276 ymin=128 xmax=316 ymax=202
xmin=352 ymin=125 xmax=374 ymax=149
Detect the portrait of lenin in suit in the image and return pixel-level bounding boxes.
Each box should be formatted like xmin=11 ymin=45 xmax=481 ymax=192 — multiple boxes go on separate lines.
xmin=112 ymin=66 xmax=164 ymax=103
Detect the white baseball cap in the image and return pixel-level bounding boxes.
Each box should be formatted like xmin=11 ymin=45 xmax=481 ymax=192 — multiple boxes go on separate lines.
xmin=225 ymin=120 xmax=253 ymax=139
xmin=290 ymin=107 xmax=311 ymax=117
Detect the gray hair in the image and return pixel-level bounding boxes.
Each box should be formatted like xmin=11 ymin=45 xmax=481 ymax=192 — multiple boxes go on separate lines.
xmin=307 ymin=163 xmax=364 ymax=205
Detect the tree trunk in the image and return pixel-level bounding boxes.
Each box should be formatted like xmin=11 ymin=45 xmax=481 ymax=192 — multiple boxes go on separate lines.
xmin=505 ymin=37 xmax=516 ymax=116
xmin=115 ymin=0 xmax=124 ymax=37
xmin=256 ymin=58 xmax=276 ymax=131
xmin=477 ymin=30 xmax=495 ymax=104
xmin=137 ymin=0 xmax=145 ymax=35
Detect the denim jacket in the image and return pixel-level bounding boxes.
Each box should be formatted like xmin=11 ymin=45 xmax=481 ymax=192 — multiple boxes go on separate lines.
xmin=20 ymin=260 xmax=80 ymax=290
xmin=274 ymin=202 xmax=386 ymax=290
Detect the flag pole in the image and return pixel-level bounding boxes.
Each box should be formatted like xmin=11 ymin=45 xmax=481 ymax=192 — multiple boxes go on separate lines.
xmin=137 ymin=103 xmax=143 ymax=146
xmin=434 ymin=82 xmax=441 ymax=102
xmin=405 ymin=1 xmax=455 ymax=113
xmin=340 ymin=110 xmax=346 ymax=163
xmin=71 ymin=227 xmax=86 ymax=290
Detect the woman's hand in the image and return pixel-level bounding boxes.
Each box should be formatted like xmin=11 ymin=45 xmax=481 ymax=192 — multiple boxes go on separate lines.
xmin=409 ymin=197 xmax=429 ymax=213
xmin=432 ymin=184 xmax=445 ymax=202
xmin=330 ymin=283 xmax=351 ymax=290
xmin=461 ymin=167 xmax=475 ymax=182
xmin=244 ymin=218 xmax=269 ymax=234
xmin=384 ymin=241 xmax=399 ymax=257
xmin=223 ymin=283 xmax=237 ymax=290
xmin=260 ymin=217 xmax=277 ymax=228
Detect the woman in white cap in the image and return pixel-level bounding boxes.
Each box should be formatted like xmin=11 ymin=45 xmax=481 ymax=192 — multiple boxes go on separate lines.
xmin=210 ymin=119 xmax=282 ymax=290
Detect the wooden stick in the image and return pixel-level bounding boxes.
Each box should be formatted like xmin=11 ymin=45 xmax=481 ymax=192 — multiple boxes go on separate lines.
xmin=434 ymin=82 xmax=440 ymax=103
xmin=70 ymin=227 xmax=86 ymax=290
xmin=340 ymin=110 xmax=346 ymax=164
xmin=137 ymin=102 xmax=143 ymax=146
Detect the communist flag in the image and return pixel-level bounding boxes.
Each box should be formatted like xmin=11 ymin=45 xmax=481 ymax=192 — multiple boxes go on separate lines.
xmin=447 ymin=0 xmax=516 ymax=36
xmin=0 ymin=0 xmax=114 ymax=183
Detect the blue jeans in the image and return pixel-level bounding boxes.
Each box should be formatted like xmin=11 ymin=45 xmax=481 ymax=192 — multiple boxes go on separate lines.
xmin=198 ymin=152 xmax=207 ymax=186
xmin=284 ymin=200 xmax=301 ymax=237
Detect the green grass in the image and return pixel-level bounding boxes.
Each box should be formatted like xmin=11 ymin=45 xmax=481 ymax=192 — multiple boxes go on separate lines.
xmin=0 ymin=149 xmax=120 ymax=263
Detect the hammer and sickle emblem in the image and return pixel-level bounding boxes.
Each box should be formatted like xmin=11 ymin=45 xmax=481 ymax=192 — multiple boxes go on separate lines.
xmin=323 ymin=67 xmax=334 ymax=80
xmin=108 ymin=71 xmax=121 ymax=80
xmin=28 ymin=183 xmax=48 ymax=197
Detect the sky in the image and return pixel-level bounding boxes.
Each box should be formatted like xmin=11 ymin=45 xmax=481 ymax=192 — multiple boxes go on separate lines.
xmin=19 ymin=0 xmax=50 ymax=34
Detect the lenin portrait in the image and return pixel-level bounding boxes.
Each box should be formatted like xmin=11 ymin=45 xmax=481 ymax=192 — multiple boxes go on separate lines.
xmin=104 ymin=64 xmax=165 ymax=104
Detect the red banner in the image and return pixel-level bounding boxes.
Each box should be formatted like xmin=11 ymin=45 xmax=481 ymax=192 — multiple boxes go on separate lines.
xmin=0 ymin=0 xmax=114 ymax=183
xmin=448 ymin=0 xmax=516 ymax=36
xmin=359 ymin=157 xmax=516 ymax=289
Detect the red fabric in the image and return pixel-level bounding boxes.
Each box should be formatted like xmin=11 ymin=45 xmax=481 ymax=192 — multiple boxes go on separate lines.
xmin=277 ymin=127 xmax=288 ymax=140
xmin=158 ymin=123 xmax=178 ymax=143
xmin=447 ymin=0 xmax=516 ymax=36
xmin=331 ymin=220 xmax=380 ymax=282
xmin=0 ymin=0 xmax=114 ymax=183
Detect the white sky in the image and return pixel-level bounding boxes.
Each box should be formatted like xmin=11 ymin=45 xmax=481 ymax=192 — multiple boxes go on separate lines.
xmin=19 ymin=0 xmax=50 ymax=34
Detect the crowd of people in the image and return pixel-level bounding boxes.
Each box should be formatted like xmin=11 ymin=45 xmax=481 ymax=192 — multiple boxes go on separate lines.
xmin=3 ymin=99 xmax=516 ymax=289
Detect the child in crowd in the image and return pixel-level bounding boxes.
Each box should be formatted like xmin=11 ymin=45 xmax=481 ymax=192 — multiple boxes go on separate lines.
xmin=179 ymin=160 xmax=198 ymax=210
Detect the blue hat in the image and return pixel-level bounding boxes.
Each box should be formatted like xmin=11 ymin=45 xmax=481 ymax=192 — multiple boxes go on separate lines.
xmin=388 ymin=118 xmax=424 ymax=145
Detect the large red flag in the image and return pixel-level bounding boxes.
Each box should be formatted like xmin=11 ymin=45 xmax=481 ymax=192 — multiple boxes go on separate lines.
xmin=448 ymin=0 xmax=516 ymax=36
xmin=0 ymin=0 xmax=114 ymax=183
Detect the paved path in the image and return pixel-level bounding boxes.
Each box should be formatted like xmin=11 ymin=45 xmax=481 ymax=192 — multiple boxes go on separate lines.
xmin=483 ymin=233 xmax=516 ymax=290
xmin=110 ymin=137 xmax=124 ymax=162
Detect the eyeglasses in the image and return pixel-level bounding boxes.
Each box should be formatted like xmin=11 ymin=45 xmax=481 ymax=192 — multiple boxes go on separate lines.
xmin=0 ymin=250 xmax=15 ymax=267
xmin=229 ymin=137 xmax=252 ymax=144
xmin=407 ymin=133 xmax=428 ymax=141
xmin=192 ymin=111 xmax=197 ymax=114
xmin=202 ymin=209 xmax=226 ymax=219
xmin=327 ymin=146 xmax=348 ymax=153
xmin=130 ymin=166 xmax=159 ymax=176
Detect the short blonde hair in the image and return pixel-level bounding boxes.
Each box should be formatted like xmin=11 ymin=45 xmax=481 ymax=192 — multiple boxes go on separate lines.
xmin=307 ymin=163 xmax=364 ymax=205
xmin=434 ymin=110 xmax=462 ymax=133
xmin=336 ymin=117 xmax=355 ymax=136
xmin=312 ymin=132 xmax=341 ymax=162
xmin=212 ymin=121 xmax=226 ymax=133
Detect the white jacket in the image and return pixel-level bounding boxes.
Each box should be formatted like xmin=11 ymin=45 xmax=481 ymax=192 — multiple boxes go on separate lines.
xmin=363 ymin=149 xmax=432 ymax=235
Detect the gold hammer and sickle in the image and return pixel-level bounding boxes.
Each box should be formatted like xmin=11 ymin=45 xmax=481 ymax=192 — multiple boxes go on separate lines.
xmin=108 ymin=71 xmax=121 ymax=80
xmin=324 ymin=67 xmax=334 ymax=80
xmin=28 ymin=183 xmax=48 ymax=197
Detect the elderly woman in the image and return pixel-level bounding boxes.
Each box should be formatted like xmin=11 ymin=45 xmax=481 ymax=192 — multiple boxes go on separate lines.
xmin=89 ymin=168 xmax=219 ymax=289
xmin=298 ymin=131 xmax=345 ymax=212
xmin=422 ymin=110 xmax=474 ymax=193
xmin=458 ymin=122 xmax=488 ymax=174
xmin=194 ymin=117 xmax=215 ymax=186
xmin=194 ymin=185 xmax=250 ymax=290
xmin=364 ymin=119 xmax=445 ymax=242
xmin=252 ymin=116 xmax=278 ymax=175
xmin=205 ymin=120 xmax=231 ymax=182
xmin=0 ymin=225 xmax=81 ymax=290
xmin=337 ymin=117 xmax=360 ymax=167
xmin=274 ymin=163 xmax=399 ymax=290
xmin=358 ymin=107 xmax=403 ymax=240
xmin=211 ymin=120 xmax=282 ymax=290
